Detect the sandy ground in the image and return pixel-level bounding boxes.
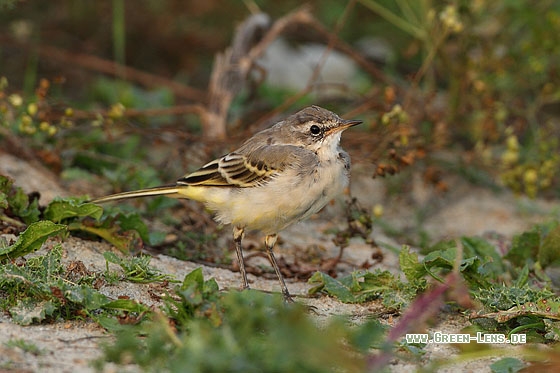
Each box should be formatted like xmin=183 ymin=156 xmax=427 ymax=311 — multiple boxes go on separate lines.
xmin=1 ymin=152 xmax=558 ymax=372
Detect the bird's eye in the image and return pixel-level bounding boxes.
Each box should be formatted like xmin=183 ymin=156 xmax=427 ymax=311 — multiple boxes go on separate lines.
xmin=310 ymin=124 xmax=322 ymax=136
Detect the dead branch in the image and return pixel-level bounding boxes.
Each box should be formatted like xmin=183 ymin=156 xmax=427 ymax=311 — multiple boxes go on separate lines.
xmin=204 ymin=7 xmax=318 ymax=140
xmin=204 ymin=12 xmax=272 ymax=140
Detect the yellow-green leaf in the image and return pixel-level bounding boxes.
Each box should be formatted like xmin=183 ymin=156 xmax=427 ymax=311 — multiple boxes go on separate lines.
xmin=44 ymin=198 xmax=103 ymax=223
xmin=0 ymin=220 xmax=66 ymax=260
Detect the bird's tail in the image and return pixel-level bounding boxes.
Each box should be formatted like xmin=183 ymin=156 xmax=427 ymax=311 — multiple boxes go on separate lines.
xmin=90 ymin=185 xmax=184 ymax=204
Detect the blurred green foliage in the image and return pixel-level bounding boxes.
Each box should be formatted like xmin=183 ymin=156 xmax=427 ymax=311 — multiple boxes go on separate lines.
xmin=95 ymin=269 xmax=373 ymax=372
xmin=0 ymin=244 xmax=149 ymax=325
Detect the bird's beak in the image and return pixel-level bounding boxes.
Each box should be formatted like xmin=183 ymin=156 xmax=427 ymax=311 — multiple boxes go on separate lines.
xmin=327 ymin=119 xmax=362 ymax=135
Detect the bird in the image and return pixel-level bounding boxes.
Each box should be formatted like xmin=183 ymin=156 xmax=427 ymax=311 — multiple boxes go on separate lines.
xmin=91 ymin=105 xmax=361 ymax=301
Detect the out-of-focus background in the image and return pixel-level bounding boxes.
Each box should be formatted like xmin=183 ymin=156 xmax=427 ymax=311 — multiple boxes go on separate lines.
xmin=2 ymin=0 xmax=559 ymax=200
xmin=2 ymin=1 xmax=560 ymax=200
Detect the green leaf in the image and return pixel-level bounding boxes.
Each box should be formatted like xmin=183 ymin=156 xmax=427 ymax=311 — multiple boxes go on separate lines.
xmin=514 ymin=264 xmax=529 ymax=287
xmin=94 ymin=315 xmax=129 ymax=332
xmin=181 ymin=267 xmax=204 ymax=291
xmin=421 ymin=247 xmax=455 ymax=282
xmin=20 ymin=197 xmax=41 ymax=224
xmin=308 ymin=271 xmax=358 ymax=303
xmin=10 ymin=188 xmax=40 ymax=224
xmin=10 ymin=299 xmax=57 ymax=325
xmin=399 ymin=246 xmax=425 ymax=282
xmin=115 ymin=212 xmax=150 ymax=243
xmin=178 ymin=267 xmax=219 ymax=295
xmin=0 ymin=175 xmax=41 ymax=224
xmin=203 ymin=277 xmax=220 ymax=294
xmin=539 ymin=225 xmax=560 ymax=268
xmin=93 ymin=300 xmax=151 ymax=333
xmin=459 ymin=255 xmax=479 ymax=272
xmin=308 ymin=270 xmax=406 ymax=305
xmin=161 ymin=268 xmax=222 ymax=328
xmin=489 ymin=357 xmax=525 ymax=373
xmin=68 ymin=210 xmax=150 ymax=252
xmin=103 ymin=251 xmax=121 ymax=265
xmin=505 ymin=230 xmax=540 ymax=266
xmin=73 ymin=222 xmax=140 ymax=252
xmin=0 ymin=174 xmax=14 ymax=193
xmin=0 ymin=221 xmax=66 ymax=261
xmin=103 ymin=251 xmax=174 ymax=283
xmin=64 ymin=285 xmax=110 ymax=310
xmin=423 ymin=247 xmax=456 ymax=268
xmin=179 ymin=272 xmax=206 ymax=306
xmin=420 ymin=238 xmax=455 ymax=255
xmin=461 ymin=236 xmax=504 ymax=274
xmin=0 ymin=191 xmax=8 ymax=209
xmin=506 ymin=222 xmax=559 ymax=267
xmin=44 ymin=198 xmax=103 ymax=223
xmin=348 ymin=319 xmax=388 ymax=352
xmin=103 ymin=299 xmax=149 ymax=314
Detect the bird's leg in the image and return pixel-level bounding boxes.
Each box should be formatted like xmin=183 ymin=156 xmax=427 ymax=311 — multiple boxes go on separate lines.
xmin=233 ymin=226 xmax=250 ymax=290
xmin=264 ymin=234 xmax=293 ymax=302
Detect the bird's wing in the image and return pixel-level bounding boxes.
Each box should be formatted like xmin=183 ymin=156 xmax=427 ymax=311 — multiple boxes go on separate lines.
xmin=177 ymin=145 xmax=317 ymax=188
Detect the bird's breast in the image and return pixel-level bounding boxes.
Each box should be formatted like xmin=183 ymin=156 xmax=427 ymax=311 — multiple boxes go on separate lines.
xmin=200 ymin=152 xmax=350 ymax=234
